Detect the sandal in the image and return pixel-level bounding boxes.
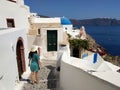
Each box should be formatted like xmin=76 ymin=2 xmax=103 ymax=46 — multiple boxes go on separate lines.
xmin=30 ymin=81 xmax=34 ymax=85
xmin=34 ymin=80 xmax=39 ymax=84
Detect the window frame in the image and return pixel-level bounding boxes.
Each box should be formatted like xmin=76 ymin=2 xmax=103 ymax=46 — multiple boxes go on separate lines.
xmin=6 ymin=18 xmax=15 ymax=28
xmin=47 ymin=30 xmax=57 ymax=51
xmin=7 ymin=0 xmax=16 ymax=3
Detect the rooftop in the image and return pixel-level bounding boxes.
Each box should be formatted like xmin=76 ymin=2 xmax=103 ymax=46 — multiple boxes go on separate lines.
xmin=61 ymin=17 xmax=72 ymax=25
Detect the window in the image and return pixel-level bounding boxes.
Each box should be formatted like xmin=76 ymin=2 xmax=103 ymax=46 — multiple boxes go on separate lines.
xmin=38 ymin=29 xmax=40 ymax=34
xmin=7 ymin=0 xmax=16 ymax=3
xmin=65 ymin=27 xmax=67 ymax=30
xmin=6 ymin=18 xmax=15 ymax=28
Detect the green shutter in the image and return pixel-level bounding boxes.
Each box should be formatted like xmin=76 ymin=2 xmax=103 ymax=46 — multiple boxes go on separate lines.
xmin=47 ymin=30 xmax=57 ymax=51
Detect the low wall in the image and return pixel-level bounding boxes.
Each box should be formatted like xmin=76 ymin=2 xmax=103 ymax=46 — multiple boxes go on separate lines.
xmin=60 ymin=52 xmax=120 ymax=90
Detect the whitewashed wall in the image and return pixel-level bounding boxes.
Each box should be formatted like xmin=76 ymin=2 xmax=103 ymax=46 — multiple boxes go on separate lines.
xmin=30 ymin=17 xmax=61 ymax=23
xmin=0 ymin=0 xmax=30 ymax=33
xmin=63 ymin=25 xmax=73 ymax=32
xmin=60 ymin=52 xmax=120 ymax=90
xmin=0 ymin=28 xmax=28 ymax=90
xmin=40 ymin=27 xmax=64 ymax=60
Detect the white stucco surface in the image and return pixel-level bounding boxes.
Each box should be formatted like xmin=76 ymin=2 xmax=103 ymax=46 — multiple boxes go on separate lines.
xmin=0 ymin=28 xmax=28 ymax=90
xmin=62 ymin=25 xmax=73 ymax=32
xmin=39 ymin=27 xmax=64 ymax=60
xmin=60 ymin=52 xmax=120 ymax=90
xmin=0 ymin=0 xmax=30 ymax=33
xmin=31 ymin=17 xmax=61 ymax=23
xmin=0 ymin=1 xmax=30 ymax=90
xmin=93 ymin=71 xmax=120 ymax=88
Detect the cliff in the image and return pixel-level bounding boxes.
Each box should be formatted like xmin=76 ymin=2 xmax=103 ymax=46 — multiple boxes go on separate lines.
xmin=87 ymin=34 xmax=120 ymax=67
xmin=70 ymin=18 xmax=120 ymax=26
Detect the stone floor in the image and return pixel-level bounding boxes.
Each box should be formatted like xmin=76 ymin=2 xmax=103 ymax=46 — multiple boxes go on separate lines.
xmin=18 ymin=60 xmax=59 ymax=90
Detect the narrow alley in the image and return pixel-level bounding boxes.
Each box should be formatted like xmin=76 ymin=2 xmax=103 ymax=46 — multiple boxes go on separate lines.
xmin=18 ymin=60 xmax=59 ymax=90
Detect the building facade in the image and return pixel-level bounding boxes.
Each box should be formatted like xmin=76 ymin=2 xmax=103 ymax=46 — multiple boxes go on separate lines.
xmin=0 ymin=0 xmax=30 ymax=33
xmin=0 ymin=0 xmax=30 ymax=90
xmin=28 ymin=15 xmax=69 ymax=60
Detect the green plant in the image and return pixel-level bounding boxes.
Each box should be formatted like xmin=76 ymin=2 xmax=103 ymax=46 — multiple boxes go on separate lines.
xmin=69 ymin=39 xmax=89 ymax=49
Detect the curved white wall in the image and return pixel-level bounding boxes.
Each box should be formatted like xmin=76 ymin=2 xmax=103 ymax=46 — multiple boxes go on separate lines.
xmin=60 ymin=52 xmax=120 ymax=90
xmin=0 ymin=28 xmax=28 ymax=90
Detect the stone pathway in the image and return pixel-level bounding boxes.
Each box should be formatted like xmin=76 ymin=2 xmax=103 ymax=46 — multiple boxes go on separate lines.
xmin=20 ymin=60 xmax=59 ymax=90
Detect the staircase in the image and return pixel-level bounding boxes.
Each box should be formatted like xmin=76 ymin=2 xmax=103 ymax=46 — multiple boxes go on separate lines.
xmin=22 ymin=60 xmax=59 ymax=90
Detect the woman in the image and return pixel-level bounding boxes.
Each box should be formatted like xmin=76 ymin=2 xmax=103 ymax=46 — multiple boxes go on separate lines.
xmin=28 ymin=45 xmax=42 ymax=84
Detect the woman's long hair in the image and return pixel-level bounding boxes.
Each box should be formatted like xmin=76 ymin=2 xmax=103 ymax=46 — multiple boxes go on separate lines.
xmin=29 ymin=51 xmax=37 ymax=58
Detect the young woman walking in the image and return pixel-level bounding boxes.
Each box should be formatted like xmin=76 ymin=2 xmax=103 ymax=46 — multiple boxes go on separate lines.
xmin=28 ymin=45 xmax=42 ymax=84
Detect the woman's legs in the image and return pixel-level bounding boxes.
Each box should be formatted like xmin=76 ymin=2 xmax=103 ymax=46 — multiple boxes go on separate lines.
xmin=30 ymin=72 xmax=35 ymax=83
xmin=35 ymin=71 xmax=39 ymax=83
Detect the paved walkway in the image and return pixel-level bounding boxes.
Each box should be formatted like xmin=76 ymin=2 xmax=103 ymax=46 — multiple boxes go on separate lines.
xmin=15 ymin=60 xmax=59 ymax=90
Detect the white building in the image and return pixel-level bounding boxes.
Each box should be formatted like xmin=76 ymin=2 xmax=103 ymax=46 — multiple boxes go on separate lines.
xmin=61 ymin=17 xmax=81 ymax=38
xmin=61 ymin=17 xmax=73 ymax=32
xmin=2 ymin=1 xmax=119 ymax=90
xmin=0 ymin=0 xmax=30 ymax=90
xmin=0 ymin=0 xmax=30 ymax=33
xmin=28 ymin=15 xmax=69 ymax=60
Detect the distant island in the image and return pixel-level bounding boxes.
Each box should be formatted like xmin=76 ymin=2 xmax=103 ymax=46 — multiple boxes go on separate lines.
xmin=70 ymin=18 xmax=120 ymax=26
xmin=36 ymin=14 xmax=120 ymax=26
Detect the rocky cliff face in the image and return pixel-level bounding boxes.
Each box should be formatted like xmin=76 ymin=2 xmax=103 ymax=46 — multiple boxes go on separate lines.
xmin=70 ymin=18 xmax=120 ymax=26
xmin=87 ymin=34 xmax=120 ymax=67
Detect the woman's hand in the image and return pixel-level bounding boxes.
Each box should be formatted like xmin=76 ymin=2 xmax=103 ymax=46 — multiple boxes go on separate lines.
xmin=39 ymin=61 xmax=43 ymax=69
xmin=40 ymin=64 xmax=43 ymax=69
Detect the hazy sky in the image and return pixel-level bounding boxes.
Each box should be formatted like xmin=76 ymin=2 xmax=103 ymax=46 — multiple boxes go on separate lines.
xmin=24 ymin=0 xmax=120 ymax=20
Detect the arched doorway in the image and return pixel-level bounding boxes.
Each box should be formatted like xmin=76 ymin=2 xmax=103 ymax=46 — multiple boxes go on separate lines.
xmin=16 ymin=37 xmax=26 ymax=80
xmin=73 ymin=47 xmax=79 ymax=58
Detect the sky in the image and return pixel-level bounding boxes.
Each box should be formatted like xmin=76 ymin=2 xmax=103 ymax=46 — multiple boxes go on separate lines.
xmin=24 ymin=0 xmax=120 ymax=20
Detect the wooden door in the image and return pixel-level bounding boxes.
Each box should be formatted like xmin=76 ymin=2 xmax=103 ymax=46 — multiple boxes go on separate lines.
xmin=47 ymin=30 xmax=57 ymax=51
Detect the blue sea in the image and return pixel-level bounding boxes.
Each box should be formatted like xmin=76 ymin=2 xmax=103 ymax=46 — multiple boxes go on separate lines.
xmin=77 ymin=26 xmax=120 ymax=56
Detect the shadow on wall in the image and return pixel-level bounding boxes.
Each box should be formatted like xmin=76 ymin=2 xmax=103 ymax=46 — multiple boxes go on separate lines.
xmin=46 ymin=65 xmax=57 ymax=89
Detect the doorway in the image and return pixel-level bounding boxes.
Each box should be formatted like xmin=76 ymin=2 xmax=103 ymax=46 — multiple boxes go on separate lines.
xmin=47 ymin=30 xmax=57 ymax=51
xmin=73 ymin=47 xmax=79 ymax=58
xmin=16 ymin=37 xmax=26 ymax=80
